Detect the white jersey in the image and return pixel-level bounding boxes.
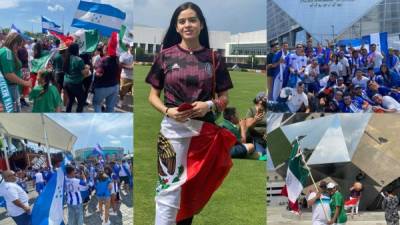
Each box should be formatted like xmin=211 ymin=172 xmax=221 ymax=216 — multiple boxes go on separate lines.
xmin=34 ymin=172 xmax=44 ymax=183
xmin=352 ymin=76 xmax=370 ymax=90
xmin=307 ymin=192 xmax=331 ymax=225
xmin=119 ymin=164 xmax=128 ymax=177
xmin=287 ymin=89 xmax=309 ymax=113
xmin=65 ymin=177 xmax=87 ymax=205
xmin=382 ymin=96 xmax=400 ymax=112
xmin=0 ymin=182 xmax=29 ymax=217
xmin=119 ymin=52 xmax=134 ymax=80
xmin=287 ymin=53 xmax=307 ymax=74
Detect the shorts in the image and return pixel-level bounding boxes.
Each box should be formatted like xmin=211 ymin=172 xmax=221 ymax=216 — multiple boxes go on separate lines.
xmin=97 ymin=196 xmax=111 ymax=201
xmin=230 ymin=144 xmax=248 ymax=158
xmin=36 ymin=182 xmax=45 ymax=193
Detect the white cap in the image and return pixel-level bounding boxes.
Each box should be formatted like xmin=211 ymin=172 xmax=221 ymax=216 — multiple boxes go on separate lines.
xmin=327 ymin=182 xmax=336 ymax=189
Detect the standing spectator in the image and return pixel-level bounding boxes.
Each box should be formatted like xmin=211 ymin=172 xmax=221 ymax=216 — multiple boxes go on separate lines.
xmin=368 ymin=43 xmax=384 ymax=70
xmin=63 ymin=43 xmax=90 ymax=112
xmin=267 ymin=42 xmax=279 ymax=100
xmin=0 ymin=32 xmax=32 ymax=112
xmin=285 ymin=43 xmax=307 ymax=88
xmin=0 ymin=171 xmax=32 ymax=225
xmin=93 ymin=37 xmax=120 ymax=112
xmin=65 ymin=165 xmax=87 ymax=225
xmin=307 ymin=181 xmax=331 ymax=225
xmin=119 ymin=43 xmax=134 ymax=108
xmin=382 ymin=188 xmax=399 ymax=225
xmin=33 ymin=169 xmax=45 ymax=194
xmin=327 ymin=182 xmax=347 ymax=225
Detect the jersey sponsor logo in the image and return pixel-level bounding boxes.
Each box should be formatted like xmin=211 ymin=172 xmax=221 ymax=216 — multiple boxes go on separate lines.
xmin=6 ymin=49 xmax=12 ymax=61
xmin=172 ymin=63 xmax=180 ymax=70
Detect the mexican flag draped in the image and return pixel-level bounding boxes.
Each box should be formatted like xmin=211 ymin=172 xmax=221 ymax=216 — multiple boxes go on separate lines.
xmin=281 ymin=139 xmax=309 ymax=212
xmin=74 ymin=29 xmax=100 ymax=54
xmin=155 ymin=117 xmax=236 ymax=224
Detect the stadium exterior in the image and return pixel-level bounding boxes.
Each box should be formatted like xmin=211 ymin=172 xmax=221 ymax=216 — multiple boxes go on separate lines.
xmin=267 ymin=0 xmax=400 ymax=49
xmin=133 ymin=25 xmax=266 ymax=67
xmin=74 ymin=146 xmax=124 ymax=161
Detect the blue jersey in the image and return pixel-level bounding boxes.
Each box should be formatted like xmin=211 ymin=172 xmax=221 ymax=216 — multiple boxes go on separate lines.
xmin=95 ymin=178 xmax=111 ymax=197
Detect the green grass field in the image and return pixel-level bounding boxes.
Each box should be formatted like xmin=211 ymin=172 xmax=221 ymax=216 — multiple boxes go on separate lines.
xmin=134 ymin=65 xmax=266 ymax=224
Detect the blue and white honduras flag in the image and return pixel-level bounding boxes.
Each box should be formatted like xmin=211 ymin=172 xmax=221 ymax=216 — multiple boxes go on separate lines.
xmin=42 ymin=16 xmax=62 ymax=35
xmin=31 ymin=159 xmax=66 ymax=225
xmin=362 ymin=32 xmax=389 ymax=56
xmin=71 ymin=1 xmax=126 ymax=37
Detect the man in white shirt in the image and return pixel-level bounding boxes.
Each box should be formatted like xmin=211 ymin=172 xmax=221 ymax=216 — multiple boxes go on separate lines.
xmin=33 ymin=169 xmax=45 ymax=194
xmin=65 ymin=165 xmax=87 ymax=225
xmin=267 ymin=82 xmax=309 ymax=112
xmin=368 ymin=43 xmax=384 ymax=70
xmin=119 ymin=43 xmax=134 ymax=107
xmin=352 ymin=69 xmax=369 ymax=90
xmin=372 ymin=94 xmax=400 ymax=113
xmin=286 ymin=43 xmax=307 ymax=88
xmin=307 ymin=181 xmax=331 ymax=225
xmin=304 ymin=59 xmax=320 ymax=93
xmin=119 ymin=160 xmax=132 ymax=191
xmin=0 ymin=171 xmax=31 ymax=225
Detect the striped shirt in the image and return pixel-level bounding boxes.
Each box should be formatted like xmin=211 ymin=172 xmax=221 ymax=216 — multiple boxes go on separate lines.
xmin=65 ymin=177 xmax=87 ymax=205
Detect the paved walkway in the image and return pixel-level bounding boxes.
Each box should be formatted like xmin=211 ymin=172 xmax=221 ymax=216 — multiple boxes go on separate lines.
xmin=267 ymin=206 xmax=391 ymax=225
xmin=0 ymin=187 xmax=133 ymax=225
xmin=20 ymin=94 xmax=133 ymax=113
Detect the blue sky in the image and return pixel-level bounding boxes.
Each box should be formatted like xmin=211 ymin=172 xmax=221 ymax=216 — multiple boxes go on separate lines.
xmin=134 ymin=0 xmax=266 ymax=33
xmin=46 ymin=114 xmax=133 ymax=154
xmin=0 ymin=0 xmax=133 ymax=34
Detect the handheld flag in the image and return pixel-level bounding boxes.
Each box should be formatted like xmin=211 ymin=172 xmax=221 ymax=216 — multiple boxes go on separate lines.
xmin=362 ymin=32 xmax=388 ymax=57
xmin=92 ymin=143 xmax=104 ymax=156
xmin=10 ymin=24 xmax=33 ymax=41
xmin=74 ymin=29 xmax=100 ymax=54
xmin=71 ymin=1 xmax=126 ymax=37
xmin=31 ymin=158 xmax=66 ymax=225
xmin=118 ymin=25 xmax=133 ymax=53
xmin=42 ymin=16 xmax=62 ymax=34
xmin=49 ymin=31 xmax=74 ymax=46
xmin=281 ymin=139 xmax=309 ymax=212
xmin=31 ymin=51 xmax=56 ymax=73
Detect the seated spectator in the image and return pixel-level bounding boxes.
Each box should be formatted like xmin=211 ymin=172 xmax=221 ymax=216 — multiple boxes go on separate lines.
xmin=378 ymin=64 xmax=400 ymax=88
xmin=245 ymin=92 xmax=267 ymax=160
xmin=220 ymin=107 xmax=255 ymax=159
xmin=267 ymin=82 xmax=310 ymax=113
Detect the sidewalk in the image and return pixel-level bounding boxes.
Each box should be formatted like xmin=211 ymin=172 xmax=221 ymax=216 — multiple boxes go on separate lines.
xmin=0 ymin=188 xmax=133 ymax=225
xmin=267 ymin=206 xmax=390 ymax=225
xmin=20 ymin=94 xmax=133 ymax=113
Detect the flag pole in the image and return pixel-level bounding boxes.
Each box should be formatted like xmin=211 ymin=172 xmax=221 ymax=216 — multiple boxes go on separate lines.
xmin=297 ymin=137 xmax=330 ymax=222
xmin=41 ymin=114 xmax=52 ymax=170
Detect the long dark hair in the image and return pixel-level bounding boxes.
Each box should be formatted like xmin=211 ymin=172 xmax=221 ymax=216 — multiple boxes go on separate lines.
xmin=162 ymin=2 xmax=209 ymax=50
xmin=63 ymin=43 xmax=80 ymax=74
xmin=33 ymin=42 xmax=43 ymax=59
xmin=38 ymin=70 xmax=54 ymax=97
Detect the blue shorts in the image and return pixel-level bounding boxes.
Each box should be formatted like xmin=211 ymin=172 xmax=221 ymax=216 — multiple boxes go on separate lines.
xmin=36 ymin=182 xmax=45 ymax=193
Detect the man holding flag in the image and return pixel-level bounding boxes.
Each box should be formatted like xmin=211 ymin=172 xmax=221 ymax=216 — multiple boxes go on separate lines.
xmin=307 ymin=181 xmax=331 ymax=225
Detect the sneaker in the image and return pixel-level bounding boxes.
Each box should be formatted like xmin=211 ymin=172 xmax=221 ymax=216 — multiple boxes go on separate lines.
xmin=109 ymin=211 xmax=118 ymax=216
xmin=102 ymin=221 xmax=111 ymax=225
xmin=258 ymin=154 xmax=267 ymax=161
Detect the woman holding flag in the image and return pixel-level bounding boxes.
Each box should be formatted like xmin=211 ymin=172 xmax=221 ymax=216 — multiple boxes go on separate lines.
xmin=146 ymin=2 xmax=236 ymax=224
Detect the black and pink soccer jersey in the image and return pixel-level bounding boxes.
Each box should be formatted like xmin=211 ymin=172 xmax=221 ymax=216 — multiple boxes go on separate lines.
xmin=146 ymin=44 xmax=233 ymax=107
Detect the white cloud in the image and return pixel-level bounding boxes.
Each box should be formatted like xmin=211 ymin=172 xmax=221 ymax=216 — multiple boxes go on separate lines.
xmin=29 ymin=17 xmax=41 ymax=24
xmin=107 ymin=134 xmax=117 ymax=140
xmin=48 ymin=4 xmax=64 ymax=12
xmin=120 ymin=135 xmax=133 ymax=139
xmin=110 ymin=140 xmax=121 ymax=145
xmin=0 ymin=1 xmax=19 ymax=9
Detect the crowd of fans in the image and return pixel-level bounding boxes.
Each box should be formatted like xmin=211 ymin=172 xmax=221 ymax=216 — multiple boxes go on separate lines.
xmin=267 ymin=38 xmax=400 ymax=113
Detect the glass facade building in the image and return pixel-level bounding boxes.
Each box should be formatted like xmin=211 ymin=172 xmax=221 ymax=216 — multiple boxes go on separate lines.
xmin=267 ymin=0 xmax=400 ymax=48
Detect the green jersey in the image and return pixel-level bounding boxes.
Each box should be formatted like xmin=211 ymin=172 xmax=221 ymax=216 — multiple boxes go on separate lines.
xmin=330 ymin=191 xmax=347 ymax=223
xmin=64 ymin=55 xmax=84 ymax=84
xmin=0 ymin=47 xmax=22 ymax=85
xmin=219 ymin=119 xmax=241 ymax=142
xmin=29 ymin=84 xmax=62 ymax=112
